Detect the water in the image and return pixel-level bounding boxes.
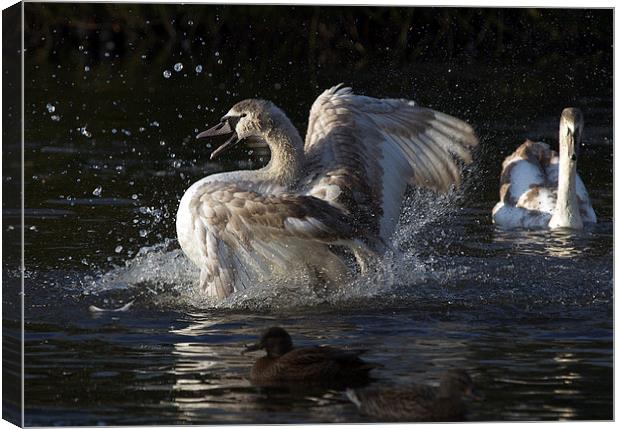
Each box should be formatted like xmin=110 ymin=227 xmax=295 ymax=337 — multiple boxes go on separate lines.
xmin=5 ymin=6 xmax=613 ymax=425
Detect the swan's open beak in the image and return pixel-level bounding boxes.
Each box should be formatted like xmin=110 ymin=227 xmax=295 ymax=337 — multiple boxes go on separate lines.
xmin=196 ymin=118 xmax=240 ymax=160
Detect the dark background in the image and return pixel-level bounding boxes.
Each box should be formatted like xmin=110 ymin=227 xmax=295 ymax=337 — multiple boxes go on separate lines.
xmin=24 ymin=5 xmax=613 ymax=74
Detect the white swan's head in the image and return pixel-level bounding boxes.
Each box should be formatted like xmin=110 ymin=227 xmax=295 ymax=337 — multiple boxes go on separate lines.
xmin=559 ymin=107 xmax=584 ymax=162
xmin=196 ymin=99 xmax=289 ymax=160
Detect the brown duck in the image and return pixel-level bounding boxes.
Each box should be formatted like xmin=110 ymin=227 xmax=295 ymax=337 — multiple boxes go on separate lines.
xmin=346 ymin=369 xmax=481 ymax=422
xmin=243 ymin=327 xmax=380 ymax=387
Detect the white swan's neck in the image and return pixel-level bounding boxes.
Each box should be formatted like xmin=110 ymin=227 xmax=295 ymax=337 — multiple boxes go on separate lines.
xmin=549 ymin=111 xmax=583 ymax=229
xmin=260 ymin=117 xmax=304 ymax=187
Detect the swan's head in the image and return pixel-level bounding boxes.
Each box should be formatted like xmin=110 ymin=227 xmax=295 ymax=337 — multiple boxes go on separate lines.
xmin=559 ymin=107 xmax=584 ymax=162
xmin=196 ymin=99 xmax=288 ymax=160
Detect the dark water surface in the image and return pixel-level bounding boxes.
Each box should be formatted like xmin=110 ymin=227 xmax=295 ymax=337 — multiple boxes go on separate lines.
xmin=5 ymin=6 xmax=614 ymax=425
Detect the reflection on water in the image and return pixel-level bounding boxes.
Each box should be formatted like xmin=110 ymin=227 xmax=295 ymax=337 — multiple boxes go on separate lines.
xmin=493 ymin=227 xmax=604 ymax=258
xmin=22 ymin=304 xmax=612 ymax=424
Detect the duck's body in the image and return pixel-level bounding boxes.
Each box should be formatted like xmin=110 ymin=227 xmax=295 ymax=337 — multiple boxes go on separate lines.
xmin=250 ymin=346 xmax=376 ymax=386
xmin=492 ymin=108 xmax=596 ymax=230
xmin=346 ymin=369 xmax=479 ymax=422
xmin=177 ymin=85 xmax=478 ymax=298
xmin=244 ymin=327 xmax=379 ymax=387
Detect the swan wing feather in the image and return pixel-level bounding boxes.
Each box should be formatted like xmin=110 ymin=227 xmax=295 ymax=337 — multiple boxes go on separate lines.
xmin=189 ymin=180 xmax=353 ymax=297
xmin=303 ymin=85 xmax=478 ymax=241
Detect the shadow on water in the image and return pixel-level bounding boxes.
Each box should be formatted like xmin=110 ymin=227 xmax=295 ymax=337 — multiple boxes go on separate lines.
xmin=7 ymin=3 xmax=613 ymax=425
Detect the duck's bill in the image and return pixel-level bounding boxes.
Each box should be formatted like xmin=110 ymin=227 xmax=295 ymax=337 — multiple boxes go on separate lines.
xmin=241 ymin=343 xmax=262 ymax=354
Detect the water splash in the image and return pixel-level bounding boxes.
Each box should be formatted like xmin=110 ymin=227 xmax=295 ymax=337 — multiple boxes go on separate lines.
xmin=83 ymin=189 xmax=461 ymax=311
xmin=82 ymin=164 xmax=611 ymax=313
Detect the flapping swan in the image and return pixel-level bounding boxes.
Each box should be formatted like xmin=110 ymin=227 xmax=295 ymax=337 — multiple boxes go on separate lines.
xmin=176 ymin=85 xmax=478 ymax=298
xmin=492 ymin=108 xmax=596 ymax=229
xmin=242 ymin=326 xmax=380 ymax=387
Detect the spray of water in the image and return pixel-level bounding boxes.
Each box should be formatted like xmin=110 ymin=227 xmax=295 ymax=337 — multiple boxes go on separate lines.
xmin=84 ymin=181 xmax=467 ymax=312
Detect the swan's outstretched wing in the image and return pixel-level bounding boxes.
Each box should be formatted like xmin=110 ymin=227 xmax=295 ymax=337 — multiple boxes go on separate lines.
xmin=302 ymin=85 xmax=478 ymax=242
xmin=187 ymin=180 xmax=353 ymax=298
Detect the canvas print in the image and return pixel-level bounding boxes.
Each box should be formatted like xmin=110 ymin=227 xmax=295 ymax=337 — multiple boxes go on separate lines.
xmin=2 ymin=1 xmax=613 ymax=425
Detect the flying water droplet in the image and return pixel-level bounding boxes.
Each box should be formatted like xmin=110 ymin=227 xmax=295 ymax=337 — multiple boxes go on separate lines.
xmin=92 ymin=186 xmax=102 ymax=197
xmin=163 ymin=70 xmax=172 ymax=78
xmin=174 ymin=62 xmax=183 ymax=72
xmin=114 ymin=245 xmax=123 ymax=253
xmin=46 ymin=103 xmax=55 ymax=113
xmin=195 ymin=65 xmax=203 ymax=73
xmin=79 ymin=126 xmax=92 ymax=138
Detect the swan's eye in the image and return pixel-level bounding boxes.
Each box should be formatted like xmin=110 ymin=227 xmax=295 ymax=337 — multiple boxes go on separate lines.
xmin=571 ymin=154 xmax=577 ymax=161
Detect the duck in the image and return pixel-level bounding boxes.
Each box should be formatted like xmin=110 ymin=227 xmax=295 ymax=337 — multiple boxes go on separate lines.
xmin=176 ymin=84 xmax=478 ymax=298
xmin=492 ymin=107 xmax=596 ymax=229
xmin=242 ymin=326 xmax=380 ymax=387
xmin=345 ymin=369 xmax=481 ymax=421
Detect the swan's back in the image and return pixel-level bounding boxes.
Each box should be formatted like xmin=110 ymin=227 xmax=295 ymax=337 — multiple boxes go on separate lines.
xmin=492 ymin=140 xmax=596 ymax=229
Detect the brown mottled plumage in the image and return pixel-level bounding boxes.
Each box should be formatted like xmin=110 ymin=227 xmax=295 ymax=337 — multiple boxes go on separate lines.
xmin=177 ymin=85 xmax=478 ymax=298
xmin=346 ymin=369 xmax=481 ymax=422
xmin=492 ymin=108 xmax=596 ymax=229
xmin=243 ymin=327 xmax=380 ymax=387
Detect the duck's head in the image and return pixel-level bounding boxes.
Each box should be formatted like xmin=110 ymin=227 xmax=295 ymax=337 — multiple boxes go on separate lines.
xmin=438 ymin=369 xmax=482 ymax=400
xmin=196 ymin=99 xmax=288 ymax=160
xmin=242 ymin=326 xmax=294 ymax=358
xmin=559 ymin=107 xmax=584 ymax=163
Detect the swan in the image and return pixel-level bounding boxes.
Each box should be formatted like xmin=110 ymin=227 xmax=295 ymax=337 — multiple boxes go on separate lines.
xmin=176 ymin=85 xmax=478 ymax=298
xmin=492 ymin=107 xmax=596 ymax=229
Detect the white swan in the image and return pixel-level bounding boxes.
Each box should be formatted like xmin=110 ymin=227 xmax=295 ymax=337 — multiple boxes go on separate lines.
xmin=492 ymin=107 xmax=596 ymax=229
xmin=176 ymin=85 xmax=478 ymax=298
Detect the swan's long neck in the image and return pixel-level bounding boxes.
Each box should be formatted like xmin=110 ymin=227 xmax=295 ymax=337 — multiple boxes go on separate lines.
xmin=261 ymin=118 xmax=304 ymax=187
xmin=549 ymin=110 xmax=583 ymax=229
